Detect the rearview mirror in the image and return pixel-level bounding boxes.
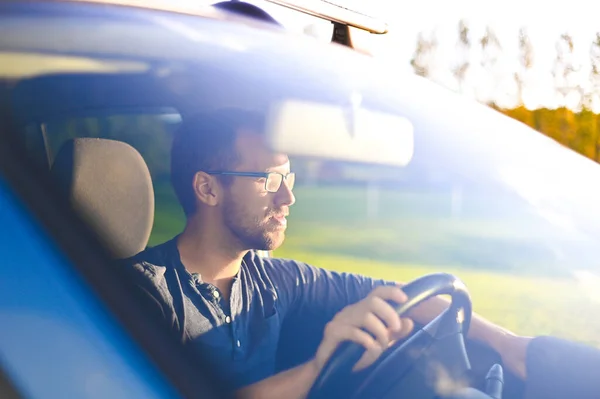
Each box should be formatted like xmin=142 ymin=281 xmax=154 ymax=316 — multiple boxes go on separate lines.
xmin=265 ymin=99 xmax=414 ymax=167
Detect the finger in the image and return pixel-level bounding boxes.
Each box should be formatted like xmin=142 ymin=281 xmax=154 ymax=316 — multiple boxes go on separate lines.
xmin=361 ymin=312 xmax=393 ymax=349
xmin=391 ymin=317 xmax=414 ymax=341
xmin=399 ymin=317 xmax=414 ymax=337
xmin=317 ymin=322 xmax=380 ymax=369
xmin=368 ymin=285 xmax=408 ymax=305
xmin=364 ymin=296 xmax=403 ymax=333
xmin=353 ymin=343 xmax=384 ymax=371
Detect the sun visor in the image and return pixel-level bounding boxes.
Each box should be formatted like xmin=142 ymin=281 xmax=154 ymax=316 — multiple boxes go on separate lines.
xmin=265 ymin=99 xmax=414 ymax=167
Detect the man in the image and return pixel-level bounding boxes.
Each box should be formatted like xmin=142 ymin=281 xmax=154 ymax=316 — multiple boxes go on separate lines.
xmin=123 ymin=109 xmax=531 ymax=398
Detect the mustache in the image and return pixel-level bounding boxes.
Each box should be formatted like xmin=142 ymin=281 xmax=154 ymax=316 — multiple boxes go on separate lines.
xmin=266 ymin=209 xmax=289 ymax=218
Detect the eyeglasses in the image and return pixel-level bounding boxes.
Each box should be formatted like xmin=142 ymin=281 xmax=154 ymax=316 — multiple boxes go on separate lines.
xmin=206 ymin=171 xmax=295 ymax=193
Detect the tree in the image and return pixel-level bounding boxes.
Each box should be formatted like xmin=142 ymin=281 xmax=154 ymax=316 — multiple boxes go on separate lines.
xmin=453 ymin=19 xmax=471 ymax=94
xmin=583 ymin=33 xmax=600 ymax=161
xmin=514 ymin=27 xmax=534 ymax=106
xmin=582 ymin=33 xmax=600 ymax=111
xmin=410 ymin=31 xmax=438 ymax=78
xmin=552 ymin=32 xmax=581 ymax=108
xmin=478 ymin=25 xmax=503 ymax=104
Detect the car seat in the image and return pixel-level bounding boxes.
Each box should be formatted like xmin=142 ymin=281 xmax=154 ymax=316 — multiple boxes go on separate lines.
xmin=51 ymin=138 xmax=154 ymax=259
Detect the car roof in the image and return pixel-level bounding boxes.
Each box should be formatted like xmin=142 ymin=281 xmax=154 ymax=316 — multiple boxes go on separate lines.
xmin=69 ymin=0 xmax=289 ymax=30
xmin=3 ymin=1 xmax=391 ymax=117
xmin=52 ymin=0 xmax=388 ymax=33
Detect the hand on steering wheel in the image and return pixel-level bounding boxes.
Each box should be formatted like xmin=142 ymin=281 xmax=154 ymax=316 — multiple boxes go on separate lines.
xmin=313 ymin=285 xmax=415 ymax=373
xmin=308 ymin=273 xmax=472 ymax=399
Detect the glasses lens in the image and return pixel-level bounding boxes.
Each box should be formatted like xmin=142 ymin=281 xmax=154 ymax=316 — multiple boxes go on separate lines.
xmin=266 ymin=173 xmax=283 ymax=192
xmin=287 ymin=173 xmax=295 ymax=190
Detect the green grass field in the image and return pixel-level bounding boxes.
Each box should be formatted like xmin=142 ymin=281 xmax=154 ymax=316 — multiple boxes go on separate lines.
xmin=275 ymin=248 xmax=600 ymax=348
xmin=150 ymin=183 xmax=600 ymax=347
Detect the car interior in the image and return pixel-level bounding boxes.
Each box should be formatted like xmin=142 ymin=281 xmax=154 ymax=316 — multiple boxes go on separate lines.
xmin=51 ymin=138 xmax=155 ymax=260
xmin=2 ymin=2 xmax=565 ymax=398
xmin=3 ymin=66 xmax=528 ymax=399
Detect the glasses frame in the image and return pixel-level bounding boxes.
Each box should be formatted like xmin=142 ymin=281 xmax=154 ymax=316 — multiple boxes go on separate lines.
xmin=206 ymin=171 xmax=295 ymax=193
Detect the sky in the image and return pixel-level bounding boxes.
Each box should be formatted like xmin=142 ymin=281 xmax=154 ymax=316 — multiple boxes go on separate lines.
xmin=203 ymin=0 xmax=600 ymax=110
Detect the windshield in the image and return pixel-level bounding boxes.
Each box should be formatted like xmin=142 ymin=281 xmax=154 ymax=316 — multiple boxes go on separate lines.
xmin=2 ymin=0 xmax=600 ymax=383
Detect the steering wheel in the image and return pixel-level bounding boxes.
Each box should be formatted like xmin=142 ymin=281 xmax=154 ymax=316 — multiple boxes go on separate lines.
xmin=308 ymin=273 xmax=473 ymax=399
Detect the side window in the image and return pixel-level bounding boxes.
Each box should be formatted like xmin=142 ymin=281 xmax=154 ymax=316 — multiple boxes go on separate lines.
xmin=26 ymin=109 xmax=185 ymax=245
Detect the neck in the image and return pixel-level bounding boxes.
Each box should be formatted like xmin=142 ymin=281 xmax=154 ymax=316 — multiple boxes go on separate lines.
xmin=176 ymin=214 xmax=247 ymax=287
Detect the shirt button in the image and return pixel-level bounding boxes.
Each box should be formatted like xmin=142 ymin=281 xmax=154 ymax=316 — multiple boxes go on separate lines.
xmin=213 ymin=290 xmax=220 ymax=299
xmin=236 ymin=340 xmax=241 ymax=348
xmin=225 ymin=316 xmax=231 ymax=324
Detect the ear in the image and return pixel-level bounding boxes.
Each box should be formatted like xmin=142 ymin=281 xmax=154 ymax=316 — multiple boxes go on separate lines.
xmin=192 ymin=171 xmax=220 ymax=207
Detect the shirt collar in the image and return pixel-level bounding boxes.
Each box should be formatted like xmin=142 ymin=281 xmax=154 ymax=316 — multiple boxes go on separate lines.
xmin=166 ymin=235 xmax=246 ymax=284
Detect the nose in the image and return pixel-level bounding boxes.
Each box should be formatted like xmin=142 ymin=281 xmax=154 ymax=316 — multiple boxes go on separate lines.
xmin=275 ymin=180 xmax=295 ymax=207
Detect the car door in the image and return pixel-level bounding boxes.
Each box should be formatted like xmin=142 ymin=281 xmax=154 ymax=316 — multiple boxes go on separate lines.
xmin=0 ymin=147 xmax=189 ymax=398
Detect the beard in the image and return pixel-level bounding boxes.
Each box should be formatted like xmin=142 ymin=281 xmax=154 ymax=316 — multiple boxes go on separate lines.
xmin=222 ymin=196 xmax=286 ymax=251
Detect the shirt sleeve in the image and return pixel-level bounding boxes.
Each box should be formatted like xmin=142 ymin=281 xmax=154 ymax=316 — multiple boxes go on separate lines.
xmin=264 ymin=257 xmax=396 ymax=371
xmin=270 ymin=258 xmax=395 ymax=318
xmin=524 ymin=336 xmax=600 ymax=399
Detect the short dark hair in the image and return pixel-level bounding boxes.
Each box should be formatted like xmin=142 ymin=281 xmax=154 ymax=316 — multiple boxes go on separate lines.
xmin=170 ymin=108 xmax=265 ymax=217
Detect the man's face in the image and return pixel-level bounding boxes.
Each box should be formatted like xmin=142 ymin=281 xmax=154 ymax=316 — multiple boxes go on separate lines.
xmin=220 ymin=130 xmax=295 ymax=251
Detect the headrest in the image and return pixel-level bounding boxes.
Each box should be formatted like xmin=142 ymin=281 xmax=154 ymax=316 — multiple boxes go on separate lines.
xmin=51 ymin=138 xmax=154 ymax=259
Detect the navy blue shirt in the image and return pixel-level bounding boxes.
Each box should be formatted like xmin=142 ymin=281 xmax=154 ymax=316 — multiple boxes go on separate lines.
xmin=122 ymin=237 xmax=392 ymax=390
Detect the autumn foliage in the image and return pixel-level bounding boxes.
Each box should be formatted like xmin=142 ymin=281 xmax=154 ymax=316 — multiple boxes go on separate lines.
xmin=411 ymin=20 xmax=600 ymax=164
xmin=495 ymin=105 xmax=600 ymax=162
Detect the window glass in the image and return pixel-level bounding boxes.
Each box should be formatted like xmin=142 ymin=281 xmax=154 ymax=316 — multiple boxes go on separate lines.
xmin=2 ymin=2 xmax=600 ymax=381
